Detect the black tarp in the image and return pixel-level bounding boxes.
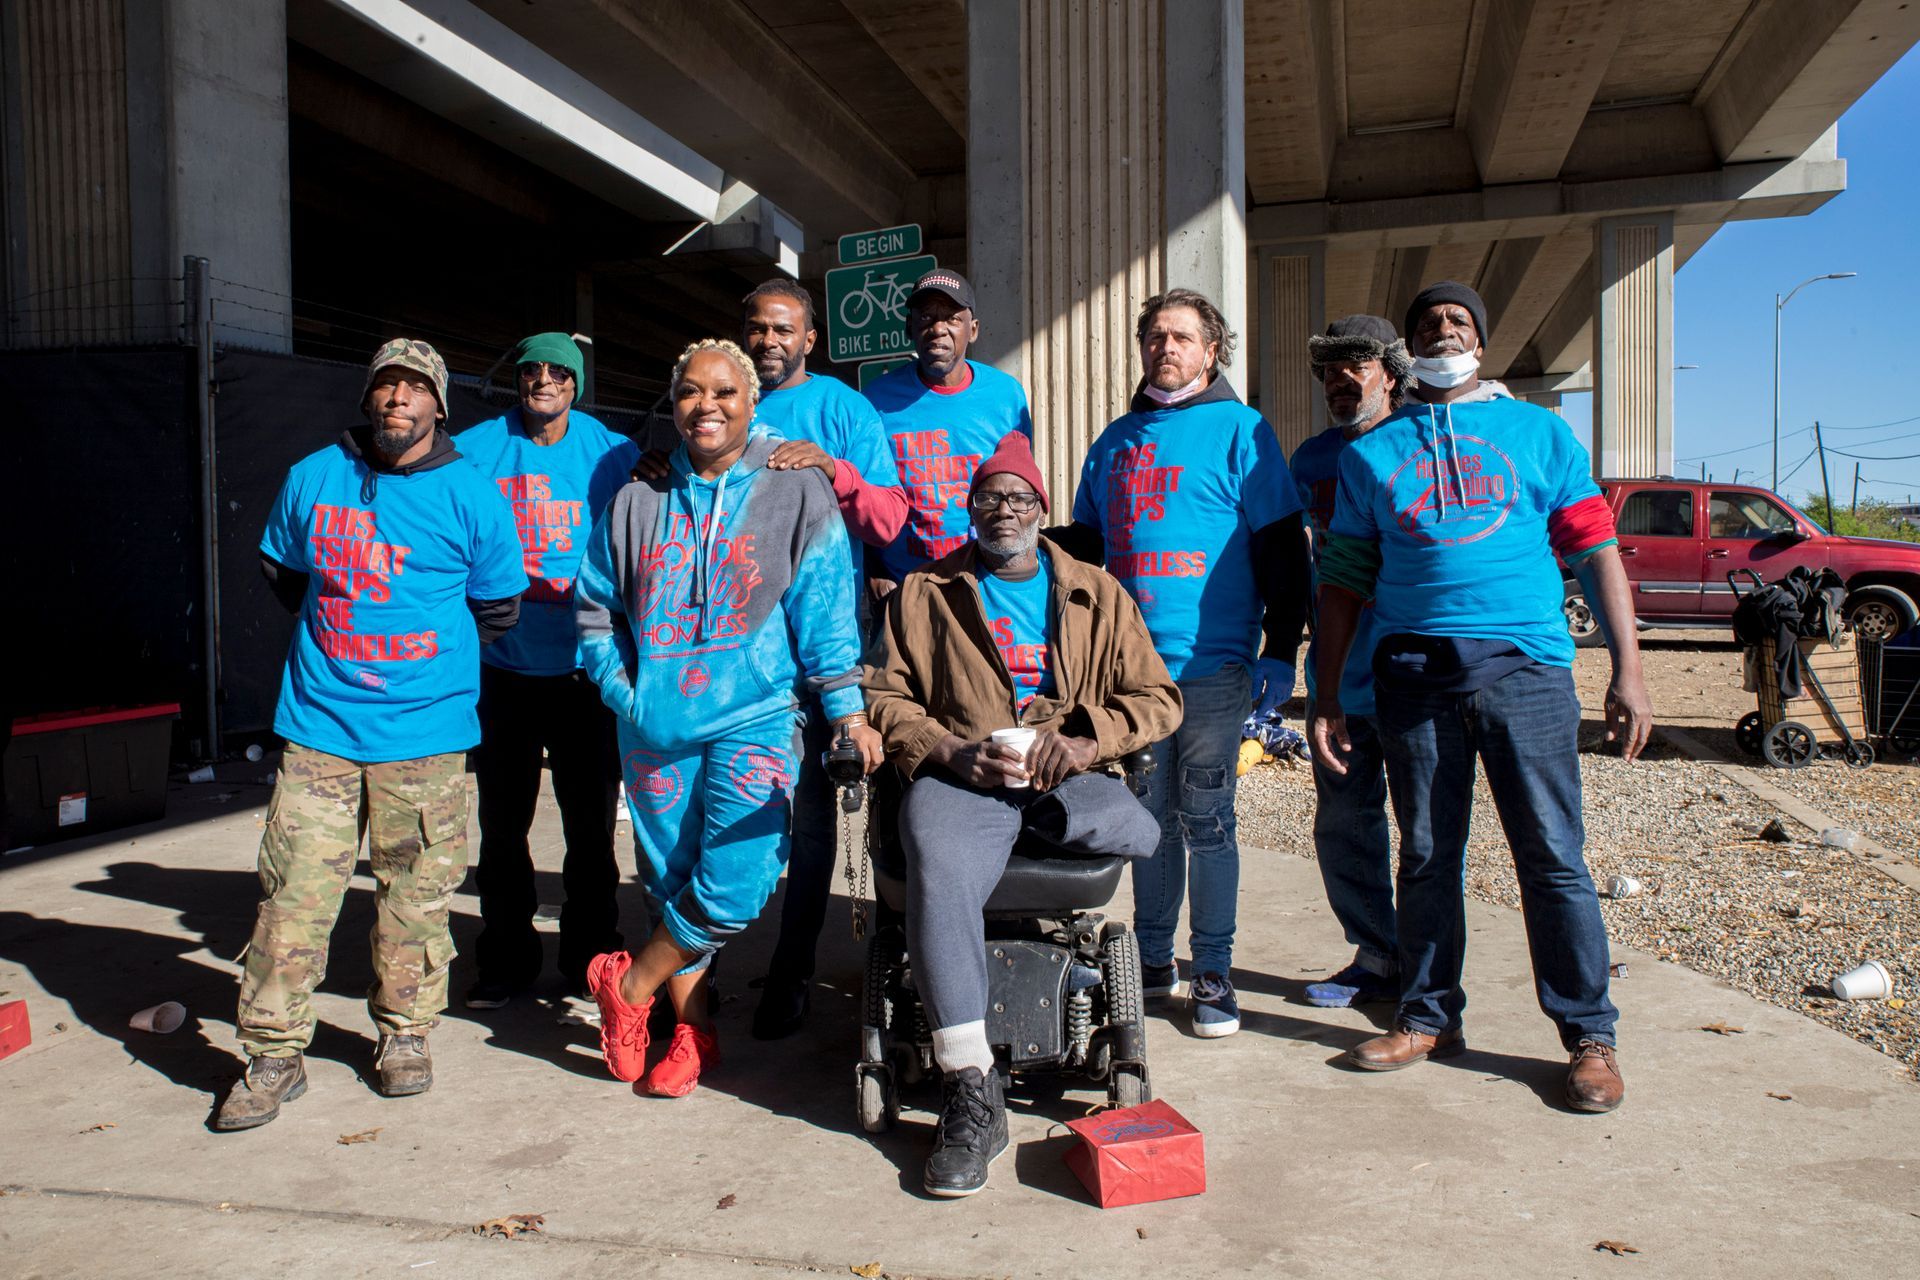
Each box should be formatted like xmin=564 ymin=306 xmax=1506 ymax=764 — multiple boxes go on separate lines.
xmin=7 ymin=345 xmax=665 ymax=757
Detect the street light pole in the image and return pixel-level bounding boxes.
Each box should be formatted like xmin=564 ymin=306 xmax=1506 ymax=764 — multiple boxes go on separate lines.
xmin=1773 ymin=272 xmax=1857 ymax=489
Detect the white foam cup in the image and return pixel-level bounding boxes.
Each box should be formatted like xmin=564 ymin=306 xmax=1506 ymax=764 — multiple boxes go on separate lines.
xmin=129 ymin=1001 xmax=186 ymax=1034
xmin=1831 ymin=960 xmax=1892 ymax=1001
xmin=1606 ymin=875 xmax=1641 ymax=899
xmin=989 ymin=727 xmax=1038 ymax=788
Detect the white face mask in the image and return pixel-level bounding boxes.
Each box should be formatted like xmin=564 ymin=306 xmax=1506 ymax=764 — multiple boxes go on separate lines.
xmin=1411 ymin=350 xmax=1479 ymax=389
xmin=1142 ymin=369 xmax=1208 ymax=406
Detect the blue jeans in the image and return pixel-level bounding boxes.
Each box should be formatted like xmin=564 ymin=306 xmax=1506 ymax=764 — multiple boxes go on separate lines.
xmin=1131 ymin=663 xmax=1251 ymax=976
xmin=1311 ymin=712 xmax=1396 ymax=977
xmin=1375 ymin=660 xmax=1617 ymax=1048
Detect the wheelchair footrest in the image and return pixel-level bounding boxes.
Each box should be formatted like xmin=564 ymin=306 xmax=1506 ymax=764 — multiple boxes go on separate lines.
xmin=986 ymin=940 xmax=1073 ymax=1068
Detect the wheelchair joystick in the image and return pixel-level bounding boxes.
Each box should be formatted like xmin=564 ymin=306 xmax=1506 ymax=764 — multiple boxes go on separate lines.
xmin=826 ymin=735 xmax=866 ymax=814
xmin=1121 ymin=745 xmax=1157 ymax=797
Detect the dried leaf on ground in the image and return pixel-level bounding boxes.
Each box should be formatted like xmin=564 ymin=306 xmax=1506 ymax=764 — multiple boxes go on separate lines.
xmin=1594 ymin=1240 xmax=1642 ymax=1255
xmin=715 ymin=1193 xmax=737 ymax=1210
xmin=473 ymin=1213 xmax=545 ymax=1240
xmin=1136 ymin=1228 xmax=1149 ymax=1239
xmin=1700 ymin=1022 xmax=1746 ymax=1035
xmin=336 ymin=1128 xmax=382 ymax=1145
xmin=1758 ymin=819 xmax=1793 ymax=843
xmin=77 ymin=1123 xmax=116 ymax=1134
xmin=1767 ymin=1092 xmax=1793 ymax=1101
xmin=851 ymin=1265 xmax=885 ymax=1279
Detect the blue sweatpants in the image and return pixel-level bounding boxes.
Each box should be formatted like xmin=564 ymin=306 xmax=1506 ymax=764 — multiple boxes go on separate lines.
xmin=617 ymin=710 xmax=800 ymax=965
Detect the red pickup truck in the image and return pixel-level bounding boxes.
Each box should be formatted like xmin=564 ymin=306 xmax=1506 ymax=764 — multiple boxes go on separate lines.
xmin=1562 ymin=478 xmax=1920 ymax=646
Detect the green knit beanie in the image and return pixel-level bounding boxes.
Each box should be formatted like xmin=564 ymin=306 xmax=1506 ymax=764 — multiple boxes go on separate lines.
xmin=511 ymin=332 xmax=584 ymax=386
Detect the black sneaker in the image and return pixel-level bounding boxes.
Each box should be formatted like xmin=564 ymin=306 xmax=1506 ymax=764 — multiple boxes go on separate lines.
xmin=750 ymin=975 xmax=810 ymax=1041
xmin=923 ymin=1067 xmax=1008 ymax=1198
xmin=464 ymin=979 xmax=516 ymax=1010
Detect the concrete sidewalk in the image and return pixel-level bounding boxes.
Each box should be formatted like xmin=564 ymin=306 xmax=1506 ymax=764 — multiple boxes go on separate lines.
xmin=2 ymin=774 xmax=1916 ymax=1279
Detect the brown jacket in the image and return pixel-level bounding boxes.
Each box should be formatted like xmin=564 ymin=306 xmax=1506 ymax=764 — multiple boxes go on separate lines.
xmin=864 ymin=537 xmax=1183 ymax=778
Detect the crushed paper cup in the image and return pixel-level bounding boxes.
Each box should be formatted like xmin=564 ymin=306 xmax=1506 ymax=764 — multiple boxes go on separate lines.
xmin=1605 ymin=875 xmax=1641 ymax=899
xmin=129 ymin=1001 xmax=186 ymax=1034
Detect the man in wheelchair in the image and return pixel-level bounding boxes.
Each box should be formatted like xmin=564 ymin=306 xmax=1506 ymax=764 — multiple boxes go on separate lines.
xmin=863 ymin=430 xmax=1183 ymax=1197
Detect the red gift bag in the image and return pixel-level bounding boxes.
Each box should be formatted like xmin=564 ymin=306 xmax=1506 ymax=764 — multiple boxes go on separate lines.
xmin=1063 ymin=1099 xmax=1205 ymax=1208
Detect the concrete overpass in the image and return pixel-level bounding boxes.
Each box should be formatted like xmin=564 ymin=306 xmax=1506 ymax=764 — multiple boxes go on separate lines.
xmin=2 ymin=0 xmax=1915 ymax=485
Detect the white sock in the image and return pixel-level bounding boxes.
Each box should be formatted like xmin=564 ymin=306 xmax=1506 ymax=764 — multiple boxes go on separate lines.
xmin=932 ymin=1020 xmax=994 ymax=1076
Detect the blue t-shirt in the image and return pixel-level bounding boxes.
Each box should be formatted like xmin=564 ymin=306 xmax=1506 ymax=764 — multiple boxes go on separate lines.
xmin=1072 ymin=386 xmax=1301 ymax=680
xmin=261 ymin=438 xmax=528 ymax=763
xmin=865 ymin=360 xmax=1032 ymax=580
xmin=1329 ymin=396 xmax=1601 ymax=669
xmin=454 ymin=409 xmax=639 ymax=676
xmin=975 ymin=559 xmax=1057 ymax=710
xmin=756 ymin=373 xmax=902 ymax=593
xmin=1292 ymin=426 xmax=1378 ymax=716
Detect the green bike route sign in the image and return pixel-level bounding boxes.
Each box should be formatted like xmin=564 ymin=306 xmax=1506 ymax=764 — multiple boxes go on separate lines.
xmin=824 ymin=252 xmax=936 ymax=364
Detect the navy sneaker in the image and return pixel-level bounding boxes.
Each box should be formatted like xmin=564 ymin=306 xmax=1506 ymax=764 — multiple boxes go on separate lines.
xmin=1142 ymin=962 xmax=1182 ymax=1000
xmin=1304 ymin=962 xmax=1397 ymax=1009
xmin=1188 ymin=971 xmax=1240 ymax=1038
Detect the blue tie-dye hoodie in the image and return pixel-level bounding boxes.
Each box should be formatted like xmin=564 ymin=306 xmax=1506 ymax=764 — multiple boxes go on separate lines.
xmin=574 ymin=435 xmax=863 ymax=749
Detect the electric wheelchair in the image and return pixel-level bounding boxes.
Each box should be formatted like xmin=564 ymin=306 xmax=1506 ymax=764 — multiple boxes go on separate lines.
xmin=827 ymin=743 xmax=1158 ymax=1133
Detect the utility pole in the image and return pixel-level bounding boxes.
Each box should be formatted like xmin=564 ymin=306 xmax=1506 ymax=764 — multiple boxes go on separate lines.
xmin=1852 ymin=462 xmax=1861 ymax=517
xmin=1814 ymin=420 xmax=1835 ymax=533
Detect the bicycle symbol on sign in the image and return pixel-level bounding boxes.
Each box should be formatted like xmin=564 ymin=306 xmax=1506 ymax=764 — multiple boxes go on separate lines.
xmin=839 ymin=269 xmax=915 ymax=330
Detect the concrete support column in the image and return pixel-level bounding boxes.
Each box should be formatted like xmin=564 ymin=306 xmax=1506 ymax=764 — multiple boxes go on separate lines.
xmin=970 ymin=0 xmax=1247 ymax=502
xmin=1592 ymin=212 xmax=1674 ymax=478
xmin=1164 ymin=0 xmax=1247 ymax=358
xmin=1254 ymin=242 xmax=1324 ymax=455
xmin=130 ymin=0 xmax=292 ymax=351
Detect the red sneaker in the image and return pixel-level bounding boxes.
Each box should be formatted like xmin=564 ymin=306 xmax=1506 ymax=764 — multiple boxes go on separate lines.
xmin=643 ymin=1023 xmax=720 ymax=1098
xmin=586 ymin=951 xmax=652 ymax=1082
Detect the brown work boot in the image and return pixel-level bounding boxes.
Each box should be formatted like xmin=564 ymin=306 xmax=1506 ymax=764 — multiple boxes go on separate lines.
xmin=374 ymin=1034 xmax=433 ymax=1097
xmin=213 ymin=1053 xmax=308 ymax=1131
xmin=1346 ymin=1024 xmax=1466 ymax=1072
xmin=1565 ymin=1039 xmax=1625 ymax=1113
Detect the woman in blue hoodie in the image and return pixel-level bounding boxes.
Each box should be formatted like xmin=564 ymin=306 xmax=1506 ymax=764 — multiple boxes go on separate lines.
xmin=575 ymin=339 xmax=881 ymax=1097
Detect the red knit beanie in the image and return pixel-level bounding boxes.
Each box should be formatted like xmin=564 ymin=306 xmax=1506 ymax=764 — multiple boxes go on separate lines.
xmin=968 ymin=430 xmax=1049 ymax=512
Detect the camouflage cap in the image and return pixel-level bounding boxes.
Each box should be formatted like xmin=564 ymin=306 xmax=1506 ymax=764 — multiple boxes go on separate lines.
xmin=361 ymin=338 xmax=449 ymax=412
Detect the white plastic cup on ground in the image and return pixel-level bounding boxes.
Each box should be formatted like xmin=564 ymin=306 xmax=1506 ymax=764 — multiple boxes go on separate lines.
xmin=186 ymin=765 xmax=215 ymax=784
xmin=989 ymin=727 xmax=1038 ymax=789
xmin=1819 ymin=827 xmax=1860 ymax=850
xmin=1606 ymin=875 xmax=1641 ymax=899
xmin=129 ymin=1001 xmax=186 ymax=1034
xmin=1831 ymin=960 xmax=1893 ymax=1001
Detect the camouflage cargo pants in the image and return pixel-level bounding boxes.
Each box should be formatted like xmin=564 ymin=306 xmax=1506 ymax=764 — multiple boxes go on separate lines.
xmin=235 ymin=744 xmax=470 ymax=1057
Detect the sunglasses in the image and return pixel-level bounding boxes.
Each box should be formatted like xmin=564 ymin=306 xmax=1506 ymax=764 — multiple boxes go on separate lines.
xmin=969 ymin=491 xmax=1042 ymax=514
xmin=517 ymin=361 xmax=575 ymax=384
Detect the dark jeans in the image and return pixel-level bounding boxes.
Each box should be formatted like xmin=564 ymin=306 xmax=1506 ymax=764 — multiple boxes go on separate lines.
xmin=472 ymin=664 xmax=621 ymax=988
xmin=1310 ymin=713 xmax=1397 ymax=977
xmin=1375 ymin=660 xmax=1617 ymax=1048
xmin=762 ymin=707 xmax=835 ymax=981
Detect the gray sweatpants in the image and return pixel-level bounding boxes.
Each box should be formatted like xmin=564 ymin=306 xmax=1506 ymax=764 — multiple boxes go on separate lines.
xmin=901 ymin=770 xmax=1160 ymax=1033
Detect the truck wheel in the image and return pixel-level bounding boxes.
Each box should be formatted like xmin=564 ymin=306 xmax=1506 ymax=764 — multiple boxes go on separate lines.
xmin=1846 ymin=593 xmax=1915 ymax=643
xmin=1562 ymin=588 xmax=1604 ymax=648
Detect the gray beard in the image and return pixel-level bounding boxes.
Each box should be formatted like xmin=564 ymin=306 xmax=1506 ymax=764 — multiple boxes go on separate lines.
xmin=978 ymin=520 xmax=1041 ymax=559
xmin=1330 ymin=386 xmax=1387 ymax=431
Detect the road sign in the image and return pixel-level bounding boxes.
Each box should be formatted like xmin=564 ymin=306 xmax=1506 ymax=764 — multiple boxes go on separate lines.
xmin=825 ymin=253 xmax=936 ymax=364
xmin=856 ymin=356 xmax=910 ymax=391
xmin=838 ymin=223 xmax=922 ymax=266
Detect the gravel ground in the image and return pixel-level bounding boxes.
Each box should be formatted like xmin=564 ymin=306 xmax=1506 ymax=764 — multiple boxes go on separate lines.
xmin=1241 ymin=644 xmax=1920 ymax=1081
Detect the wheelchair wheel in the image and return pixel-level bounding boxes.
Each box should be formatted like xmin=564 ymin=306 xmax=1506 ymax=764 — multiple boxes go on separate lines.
xmin=857 ymin=933 xmax=900 ymax=1133
xmin=1099 ymin=925 xmax=1151 ymax=1109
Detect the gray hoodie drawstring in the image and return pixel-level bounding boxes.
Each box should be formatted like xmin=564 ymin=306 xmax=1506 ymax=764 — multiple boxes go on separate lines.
xmin=1423 ymin=403 xmax=1466 ymax=520
xmin=682 ymin=468 xmax=729 ymax=640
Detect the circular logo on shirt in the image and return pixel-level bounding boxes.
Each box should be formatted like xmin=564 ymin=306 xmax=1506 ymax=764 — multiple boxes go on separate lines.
xmin=678 ymin=661 xmax=711 ymax=698
xmin=1384 ymin=434 xmax=1520 ymax=547
xmin=622 ymin=750 xmax=684 ymax=815
xmin=728 ymin=745 xmax=795 ymax=803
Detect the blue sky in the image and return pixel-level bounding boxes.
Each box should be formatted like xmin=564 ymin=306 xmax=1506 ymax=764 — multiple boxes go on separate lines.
xmin=1557 ymin=43 xmax=1920 ymax=508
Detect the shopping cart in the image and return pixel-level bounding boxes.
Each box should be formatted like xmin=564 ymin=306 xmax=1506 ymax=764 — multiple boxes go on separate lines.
xmin=1728 ymin=570 xmax=1873 ymax=770
xmin=1859 ymin=636 xmax=1920 ymax=759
